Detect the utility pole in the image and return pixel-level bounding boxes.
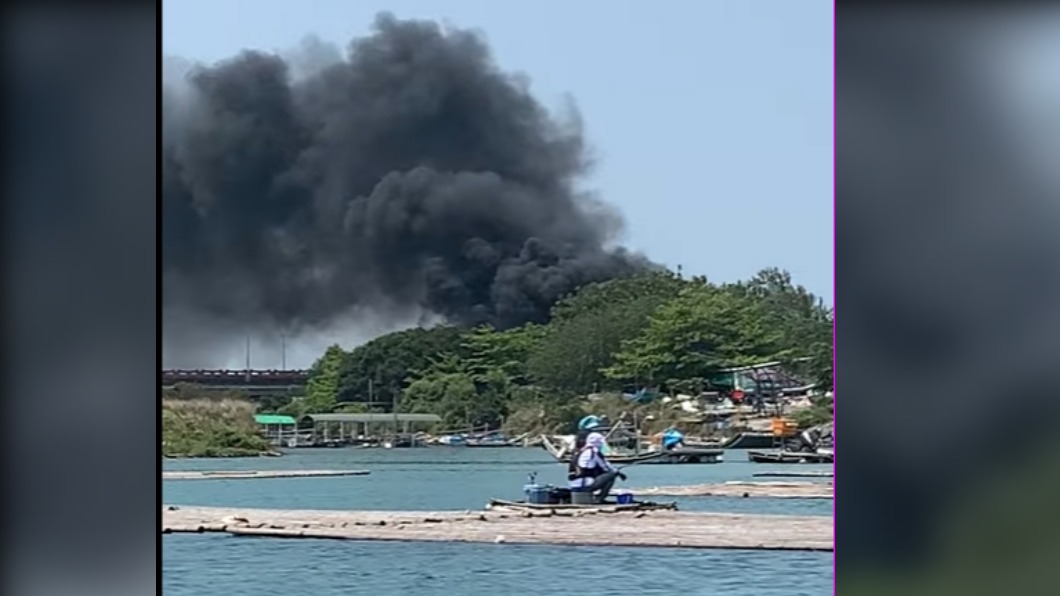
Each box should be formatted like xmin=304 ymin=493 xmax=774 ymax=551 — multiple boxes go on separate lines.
xmin=244 ymin=336 xmax=251 ymax=382
xmin=281 ymin=333 xmax=287 ymax=371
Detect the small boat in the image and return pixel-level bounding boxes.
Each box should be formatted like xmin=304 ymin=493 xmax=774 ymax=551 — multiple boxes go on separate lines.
xmin=466 ymin=432 xmax=525 ymax=448
xmin=747 ymin=450 xmax=834 ymax=464
xmin=539 ymin=435 xmax=722 ymax=465
xmin=718 ymin=432 xmax=777 ymax=450
xmin=382 ymin=434 xmax=427 ymax=449
xmin=486 ymin=498 xmax=678 ymax=513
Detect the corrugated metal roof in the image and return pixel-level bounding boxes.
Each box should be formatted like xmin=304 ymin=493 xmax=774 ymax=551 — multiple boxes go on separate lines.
xmin=302 ymin=413 xmax=441 ymax=424
xmin=254 ymin=414 xmax=297 ymax=425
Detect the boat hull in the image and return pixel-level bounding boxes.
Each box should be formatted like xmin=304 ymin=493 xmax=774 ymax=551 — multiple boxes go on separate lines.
xmin=539 ymin=435 xmax=722 ymax=464
xmin=747 ymin=450 xmax=834 ymax=464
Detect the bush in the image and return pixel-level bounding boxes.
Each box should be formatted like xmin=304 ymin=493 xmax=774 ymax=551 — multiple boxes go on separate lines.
xmin=162 ymin=398 xmax=273 ymax=457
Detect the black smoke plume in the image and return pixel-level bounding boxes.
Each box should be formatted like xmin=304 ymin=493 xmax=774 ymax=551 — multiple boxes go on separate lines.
xmin=163 ymin=14 xmax=647 ymax=362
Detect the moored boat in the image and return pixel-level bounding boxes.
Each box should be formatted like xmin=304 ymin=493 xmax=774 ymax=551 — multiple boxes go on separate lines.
xmin=466 ymin=431 xmax=526 ymax=447
xmin=539 ymin=435 xmax=722 ymax=465
xmin=747 ymin=450 xmax=834 ymax=464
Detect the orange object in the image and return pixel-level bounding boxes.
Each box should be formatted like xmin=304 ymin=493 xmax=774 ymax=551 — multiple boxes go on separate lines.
xmin=771 ymin=418 xmax=798 ymax=437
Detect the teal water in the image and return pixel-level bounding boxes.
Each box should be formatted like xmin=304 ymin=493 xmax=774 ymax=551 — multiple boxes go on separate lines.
xmin=163 ymin=448 xmax=833 ymax=595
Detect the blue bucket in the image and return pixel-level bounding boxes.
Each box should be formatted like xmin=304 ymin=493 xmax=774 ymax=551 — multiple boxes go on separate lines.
xmin=615 ymin=491 xmax=634 ymax=505
xmin=524 ymin=485 xmax=552 ymax=504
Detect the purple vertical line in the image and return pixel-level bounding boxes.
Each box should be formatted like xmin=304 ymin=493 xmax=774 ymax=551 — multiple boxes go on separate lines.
xmin=831 ymin=0 xmax=838 ymax=593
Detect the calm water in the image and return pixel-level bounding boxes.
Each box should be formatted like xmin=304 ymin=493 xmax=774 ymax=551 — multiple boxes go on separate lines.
xmin=163 ymin=448 xmax=833 ymax=595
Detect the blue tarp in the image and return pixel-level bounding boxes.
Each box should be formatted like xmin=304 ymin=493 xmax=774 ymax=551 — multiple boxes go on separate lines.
xmin=662 ymin=428 xmax=685 ymax=450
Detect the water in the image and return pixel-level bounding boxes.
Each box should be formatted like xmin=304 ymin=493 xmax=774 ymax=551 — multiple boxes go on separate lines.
xmin=163 ymin=448 xmax=833 ymax=595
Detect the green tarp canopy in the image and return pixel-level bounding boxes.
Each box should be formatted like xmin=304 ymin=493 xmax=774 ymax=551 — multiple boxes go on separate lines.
xmin=254 ymin=414 xmax=296 ymax=425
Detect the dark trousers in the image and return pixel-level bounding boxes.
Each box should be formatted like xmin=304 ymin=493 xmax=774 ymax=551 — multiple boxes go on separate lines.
xmin=583 ymin=470 xmax=619 ymax=502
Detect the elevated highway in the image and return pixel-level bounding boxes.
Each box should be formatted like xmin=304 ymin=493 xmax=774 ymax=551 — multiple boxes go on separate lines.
xmin=161 ymin=369 xmax=309 ymax=398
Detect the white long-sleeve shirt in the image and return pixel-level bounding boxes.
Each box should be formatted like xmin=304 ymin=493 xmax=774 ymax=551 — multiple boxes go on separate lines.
xmin=568 ymin=447 xmax=614 ymax=489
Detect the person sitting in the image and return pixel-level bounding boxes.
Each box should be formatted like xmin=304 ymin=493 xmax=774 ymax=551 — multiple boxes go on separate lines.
xmin=661 ymin=427 xmax=686 ymax=451
xmin=568 ymin=432 xmax=626 ymax=503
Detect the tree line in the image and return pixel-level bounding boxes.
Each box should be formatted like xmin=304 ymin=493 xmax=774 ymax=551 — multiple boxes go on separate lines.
xmin=285 ymin=268 xmax=833 ymax=432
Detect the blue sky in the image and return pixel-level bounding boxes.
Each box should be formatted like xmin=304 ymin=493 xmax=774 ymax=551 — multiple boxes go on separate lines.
xmin=163 ymin=0 xmax=834 ymax=301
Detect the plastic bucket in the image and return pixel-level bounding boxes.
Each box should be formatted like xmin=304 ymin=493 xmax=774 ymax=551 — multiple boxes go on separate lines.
xmin=615 ymin=491 xmax=634 ymax=505
xmin=525 ymin=485 xmax=552 ymax=504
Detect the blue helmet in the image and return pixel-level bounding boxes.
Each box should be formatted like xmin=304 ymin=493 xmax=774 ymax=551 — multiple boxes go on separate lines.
xmin=578 ymin=415 xmax=602 ymax=430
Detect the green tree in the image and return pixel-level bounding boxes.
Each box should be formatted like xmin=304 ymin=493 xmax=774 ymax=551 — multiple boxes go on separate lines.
xmin=808 ymin=313 xmax=834 ymax=391
xmin=402 ymin=372 xmax=507 ymax=429
xmin=460 ymin=324 xmax=545 ymax=384
xmin=527 ymin=272 xmax=687 ymax=394
xmin=729 ymin=268 xmax=833 ymax=387
xmin=302 ymin=344 xmax=345 ymax=413
xmin=336 ymin=326 xmax=464 ymax=408
xmin=604 ymin=282 xmax=783 ymax=386
xmin=408 ymin=334 xmax=531 ymax=428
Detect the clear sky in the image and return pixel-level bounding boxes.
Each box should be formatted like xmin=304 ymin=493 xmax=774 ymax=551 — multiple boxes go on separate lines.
xmin=163 ymin=0 xmax=834 ymax=301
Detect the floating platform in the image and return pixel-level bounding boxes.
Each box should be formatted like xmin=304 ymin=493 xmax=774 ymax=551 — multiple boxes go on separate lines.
xmin=630 ymin=481 xmax=833 ymax=499
xmin=486 ymin=499 xmax=678 ymax=513
xmin=162 ymin=469 xmax=370 ymax=480
xmin=161 ymin=505 xmax=832 ymax=552
xmin=753 ymin=471 xmax=834 ymax=478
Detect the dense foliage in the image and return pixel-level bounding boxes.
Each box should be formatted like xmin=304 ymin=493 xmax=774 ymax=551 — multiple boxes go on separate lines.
xmin=162 ymin=397 xmax=274 ymax=457
xmin=297 ymin=268 xmax=834 ymax=430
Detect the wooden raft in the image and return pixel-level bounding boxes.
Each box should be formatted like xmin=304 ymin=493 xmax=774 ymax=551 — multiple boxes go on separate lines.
xmin=161 ymin=505 xmax=833 ymax=551
xmin=753 ymin=471 xmax=834 ymax=479
xmin=162 ymin=469 xmax=370 ymax=480
xmin=485 ymin=499 xmax=678 ymax=513
xmin=629 ymin=481 xmax=833 ymax=499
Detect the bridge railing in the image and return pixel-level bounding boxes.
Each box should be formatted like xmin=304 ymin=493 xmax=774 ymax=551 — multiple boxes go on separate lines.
xmin=161 ymin=369 xmax=310 ymax=385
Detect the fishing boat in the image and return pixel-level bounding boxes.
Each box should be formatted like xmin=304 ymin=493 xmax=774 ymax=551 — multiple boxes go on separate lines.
xmin=539 ymin=435 xmax=722 ymax=465
xmin=466 ymin=431 xmax=526 ymax=448
xmin=382 ymin=434 xmax=427 ymax=449
xmin=747 ymin=450 xmax=834 ymax=464
xmin=718 ymin=432 xmax=777 ymax=450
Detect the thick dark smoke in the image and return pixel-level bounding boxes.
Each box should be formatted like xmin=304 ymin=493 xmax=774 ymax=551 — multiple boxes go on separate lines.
xmin=163 ymin=14 xmax=647 ymax=363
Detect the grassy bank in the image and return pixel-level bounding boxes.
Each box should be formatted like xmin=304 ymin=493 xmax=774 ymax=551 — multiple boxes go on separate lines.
xmin=162 ymin=398 xmax=275 ymax=458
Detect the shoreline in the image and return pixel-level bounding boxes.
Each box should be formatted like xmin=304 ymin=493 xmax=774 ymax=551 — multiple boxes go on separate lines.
xmin=163 ymin=451 xmax=282 ymax=459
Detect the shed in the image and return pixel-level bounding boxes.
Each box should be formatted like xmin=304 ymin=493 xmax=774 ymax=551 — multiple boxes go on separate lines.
xmin=300 ymin=413 xmax=441 ymax=443
xmin=254 ymin=414 xmax=297 ymax=446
